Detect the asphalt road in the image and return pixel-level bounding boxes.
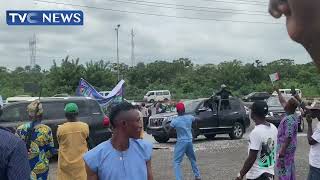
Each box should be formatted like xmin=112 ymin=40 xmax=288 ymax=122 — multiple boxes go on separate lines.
xmin=48 ymin=119 xmax=315 ymax=180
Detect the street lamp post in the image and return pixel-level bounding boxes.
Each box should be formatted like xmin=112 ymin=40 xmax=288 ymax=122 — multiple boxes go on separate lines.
xmin=115 ymin=24 xmax=120 ymax=82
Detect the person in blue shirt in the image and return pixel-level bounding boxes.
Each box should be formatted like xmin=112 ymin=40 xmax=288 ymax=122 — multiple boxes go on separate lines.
xmin=166 ymin=102 xmax=201 ymax=180
xmin=0 ymin=105 xmax=31 ymax=180
xmin=83 ymin=102 xmax=153 ymax=180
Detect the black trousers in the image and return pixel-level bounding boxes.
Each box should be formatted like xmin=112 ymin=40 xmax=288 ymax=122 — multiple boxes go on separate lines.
xmin=247 ymin=173 xmax=274 ymax=180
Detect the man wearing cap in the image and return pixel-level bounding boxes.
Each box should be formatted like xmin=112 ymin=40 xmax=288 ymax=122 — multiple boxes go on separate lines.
xmin=305 ymin=103 xmax=320 ymax=180
xmin=165 ymin=102 xmax=201 ymax=180
xmin=56 ymin=103 xmax=89 ymax=180
xmin=16 ymin=100 xmax=56 ymax=180
xmin=236 ymin=101 xmax=278 ymax=180
xmin=216 ymin=84 xmax=233 ymax=110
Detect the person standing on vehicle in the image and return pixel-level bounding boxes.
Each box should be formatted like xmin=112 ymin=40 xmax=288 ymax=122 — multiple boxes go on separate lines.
xmin=56 ymin=103 xmax=89 ymax=180
xmin=15 ymin=100 xmax=56 ymax=180
xmin=236 ymin=101 xmax=278 ymax=180
xmin=305 ymin=104 xmax=320 ymax=180
xmin=216 ymin=84 xmax=233 ymax=110
xmin=0 ymin=105 xmax=31 ymax=180
xmin=274 ymin=88 xmax=299 ymax=180
xmin=83 ymin=102 xmax=153 ymax=180
xmin=165 ymin=102 xmax=201 ymax=180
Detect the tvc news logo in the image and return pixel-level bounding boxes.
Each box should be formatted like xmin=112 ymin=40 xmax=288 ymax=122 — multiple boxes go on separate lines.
xmin=6 ymin=10 xmax=84 ymax=25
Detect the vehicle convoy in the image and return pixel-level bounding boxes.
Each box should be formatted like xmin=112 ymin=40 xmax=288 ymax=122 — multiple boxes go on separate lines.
xmin=0 ymin=97 xmax=112 ymax=148
xmin=265 ymin=95 xmax=304 ymax=132
xmin=147 ymin=97 xmax=250 ymax=143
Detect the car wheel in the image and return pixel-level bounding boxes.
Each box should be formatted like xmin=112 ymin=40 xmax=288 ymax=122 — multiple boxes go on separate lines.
xmin=204 ymin=134 xmax=216 ymax=140
xmin=149 ymin=99 xmax=155 ymax=103
xmin=229 ymin=122 xmax=244 ymax=139
xmin=298 ymin=118 xmax=304 ymax=132
xmin=153 ymin=135 xmax=169 ymax=143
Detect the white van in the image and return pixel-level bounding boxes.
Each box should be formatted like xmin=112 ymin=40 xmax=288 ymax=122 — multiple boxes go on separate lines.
xmin=272 ymin=89 xmax=302 ymax=97
xmin=144 ymin=90 xmax=171 ymax=103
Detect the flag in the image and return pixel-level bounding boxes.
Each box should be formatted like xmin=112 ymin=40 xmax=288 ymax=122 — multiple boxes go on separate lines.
xmin=76 ymin=78 xmax=125 ymax=106
xmin=269 ymin=72 xmax=280 ymax=82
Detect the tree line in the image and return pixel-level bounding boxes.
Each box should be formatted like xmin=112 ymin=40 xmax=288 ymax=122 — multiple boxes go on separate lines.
xmin=0 ymin=56 xmax=319 ymax=100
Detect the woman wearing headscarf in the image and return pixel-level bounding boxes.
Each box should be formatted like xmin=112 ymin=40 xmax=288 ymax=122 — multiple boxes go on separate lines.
xmin=274 ymin=88 xmax=300 ymax=180
xmin=16 ymin=100 xmax=56 ymax=180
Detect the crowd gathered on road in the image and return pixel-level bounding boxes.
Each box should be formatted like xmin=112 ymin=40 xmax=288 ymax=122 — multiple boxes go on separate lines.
xmin=2 ymin=0 xmax=320 ymax=179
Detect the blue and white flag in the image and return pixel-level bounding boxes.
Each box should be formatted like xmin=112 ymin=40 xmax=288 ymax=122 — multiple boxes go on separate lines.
xmin=76 ymin=78 xmax=125 ymax=106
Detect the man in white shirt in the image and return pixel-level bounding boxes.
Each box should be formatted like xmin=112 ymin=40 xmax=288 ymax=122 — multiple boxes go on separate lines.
xmin=236 ymin=101 xmax=278 ymax=180
xmin=141 ymin=103 xmax=149 ymax=130
xmin=306 ymin=104 xmax=320 ymax=180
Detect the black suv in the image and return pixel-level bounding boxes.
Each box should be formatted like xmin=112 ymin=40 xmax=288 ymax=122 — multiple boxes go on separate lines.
xmin=147 ymin=97 xmax=250 ymax=143
xmin=0 ymin=97 xmax=112 ymax=147
xmin=242 ymin=92 xmax=271 ymax=102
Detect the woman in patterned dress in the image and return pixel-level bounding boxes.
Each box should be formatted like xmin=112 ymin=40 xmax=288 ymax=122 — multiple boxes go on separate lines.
xmin=16 ymin=100 xmax=56 ymax=180
xmin=274 ymin=88 xmax=300 ymax=180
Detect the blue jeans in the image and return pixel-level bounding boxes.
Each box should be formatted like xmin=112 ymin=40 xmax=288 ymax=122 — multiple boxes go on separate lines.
xmin=173 ymin=141 xmax=201 ymax=180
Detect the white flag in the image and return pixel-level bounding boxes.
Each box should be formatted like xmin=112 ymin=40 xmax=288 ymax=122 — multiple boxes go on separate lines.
xmin=269 ymin=72 xmax=280 ymax=82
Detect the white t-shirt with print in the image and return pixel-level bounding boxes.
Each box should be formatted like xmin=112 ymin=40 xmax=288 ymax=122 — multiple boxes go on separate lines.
xmin=309 ymin=122 xmax=320 ymax=168
xmin=246 ymin=124 xmax=278 ymax=179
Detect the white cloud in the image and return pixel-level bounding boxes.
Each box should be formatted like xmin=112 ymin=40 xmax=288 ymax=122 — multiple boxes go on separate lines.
xmin=0 ymin=0 xmax=311 ymax=69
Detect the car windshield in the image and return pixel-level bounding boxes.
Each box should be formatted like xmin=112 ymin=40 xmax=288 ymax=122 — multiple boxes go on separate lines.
xmin=267 ymin=96 xmax=291 ymax=107
xmin=183 ymin=99 xmax=203 ymax=113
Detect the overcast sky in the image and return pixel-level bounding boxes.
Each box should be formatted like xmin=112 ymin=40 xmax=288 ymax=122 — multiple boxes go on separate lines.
xmin=0 ymin=0 xmax=312 ymax=70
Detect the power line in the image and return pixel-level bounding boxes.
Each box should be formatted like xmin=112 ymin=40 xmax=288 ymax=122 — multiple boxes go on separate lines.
xmin=105 ymin=0 xmax=269 ymax=16
xmin=105 ymin=0 xmax=268 ymax=14
xmin=34 ymin=0 xmax=281 ymax=25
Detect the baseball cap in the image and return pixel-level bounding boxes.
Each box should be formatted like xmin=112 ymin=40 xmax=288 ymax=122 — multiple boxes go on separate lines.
xmin=176 ymin=102 xmax=185 ymax=112
xmin=64 ymin=103 xmax=79 ymax=113
xmin=251 ymin=101 xmax=268 ymax=117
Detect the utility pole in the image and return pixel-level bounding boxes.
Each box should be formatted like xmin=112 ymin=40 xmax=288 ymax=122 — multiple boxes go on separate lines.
xmin=131 ymin=28 xmax=135 ymax=67
xmin=115 ymin=24 xmax=120 ymax=82
xmin=29 ymin=34 xmax=36 ymax=68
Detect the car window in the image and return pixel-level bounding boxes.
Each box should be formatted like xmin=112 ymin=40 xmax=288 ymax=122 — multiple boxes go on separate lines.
xmin=149 ymin=92 xmax=154 ymax=96
xmin=156 ymin=92 xmax=162 ymax=96
xmin=42 ymin=102 xmax=65 ymax=120
xmin=230 ymin=100 xmax=240 ymax=110
xmin=75 ymin=101 xmax=89 ymax=116
xmin=89 ymin=100 xmax=103 ymax=114
xmin=1 ymin=105 xmax=25 ymax=122
xmin=163 ymin=91 xmax=169 ymax=95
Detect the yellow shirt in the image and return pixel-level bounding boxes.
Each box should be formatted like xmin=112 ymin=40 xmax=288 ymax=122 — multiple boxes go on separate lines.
xmin=56 ymin=121 xmax=89 ymax=180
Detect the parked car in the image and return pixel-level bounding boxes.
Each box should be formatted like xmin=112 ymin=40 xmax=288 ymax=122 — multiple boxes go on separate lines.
xmin=271 ymin=88 xmax=302 ymax=98
xmin=0 ymin=97 xmax=112 ymax=148
xmin=147 ymin=97 xmax=250 ymax=143
xmin=143 ymin=90 xmax=171 ymax=103
xmin=265 ymin=96 xmax=304 ymax=132
xmin=242 ymin=92 xmax=271 ymax=102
